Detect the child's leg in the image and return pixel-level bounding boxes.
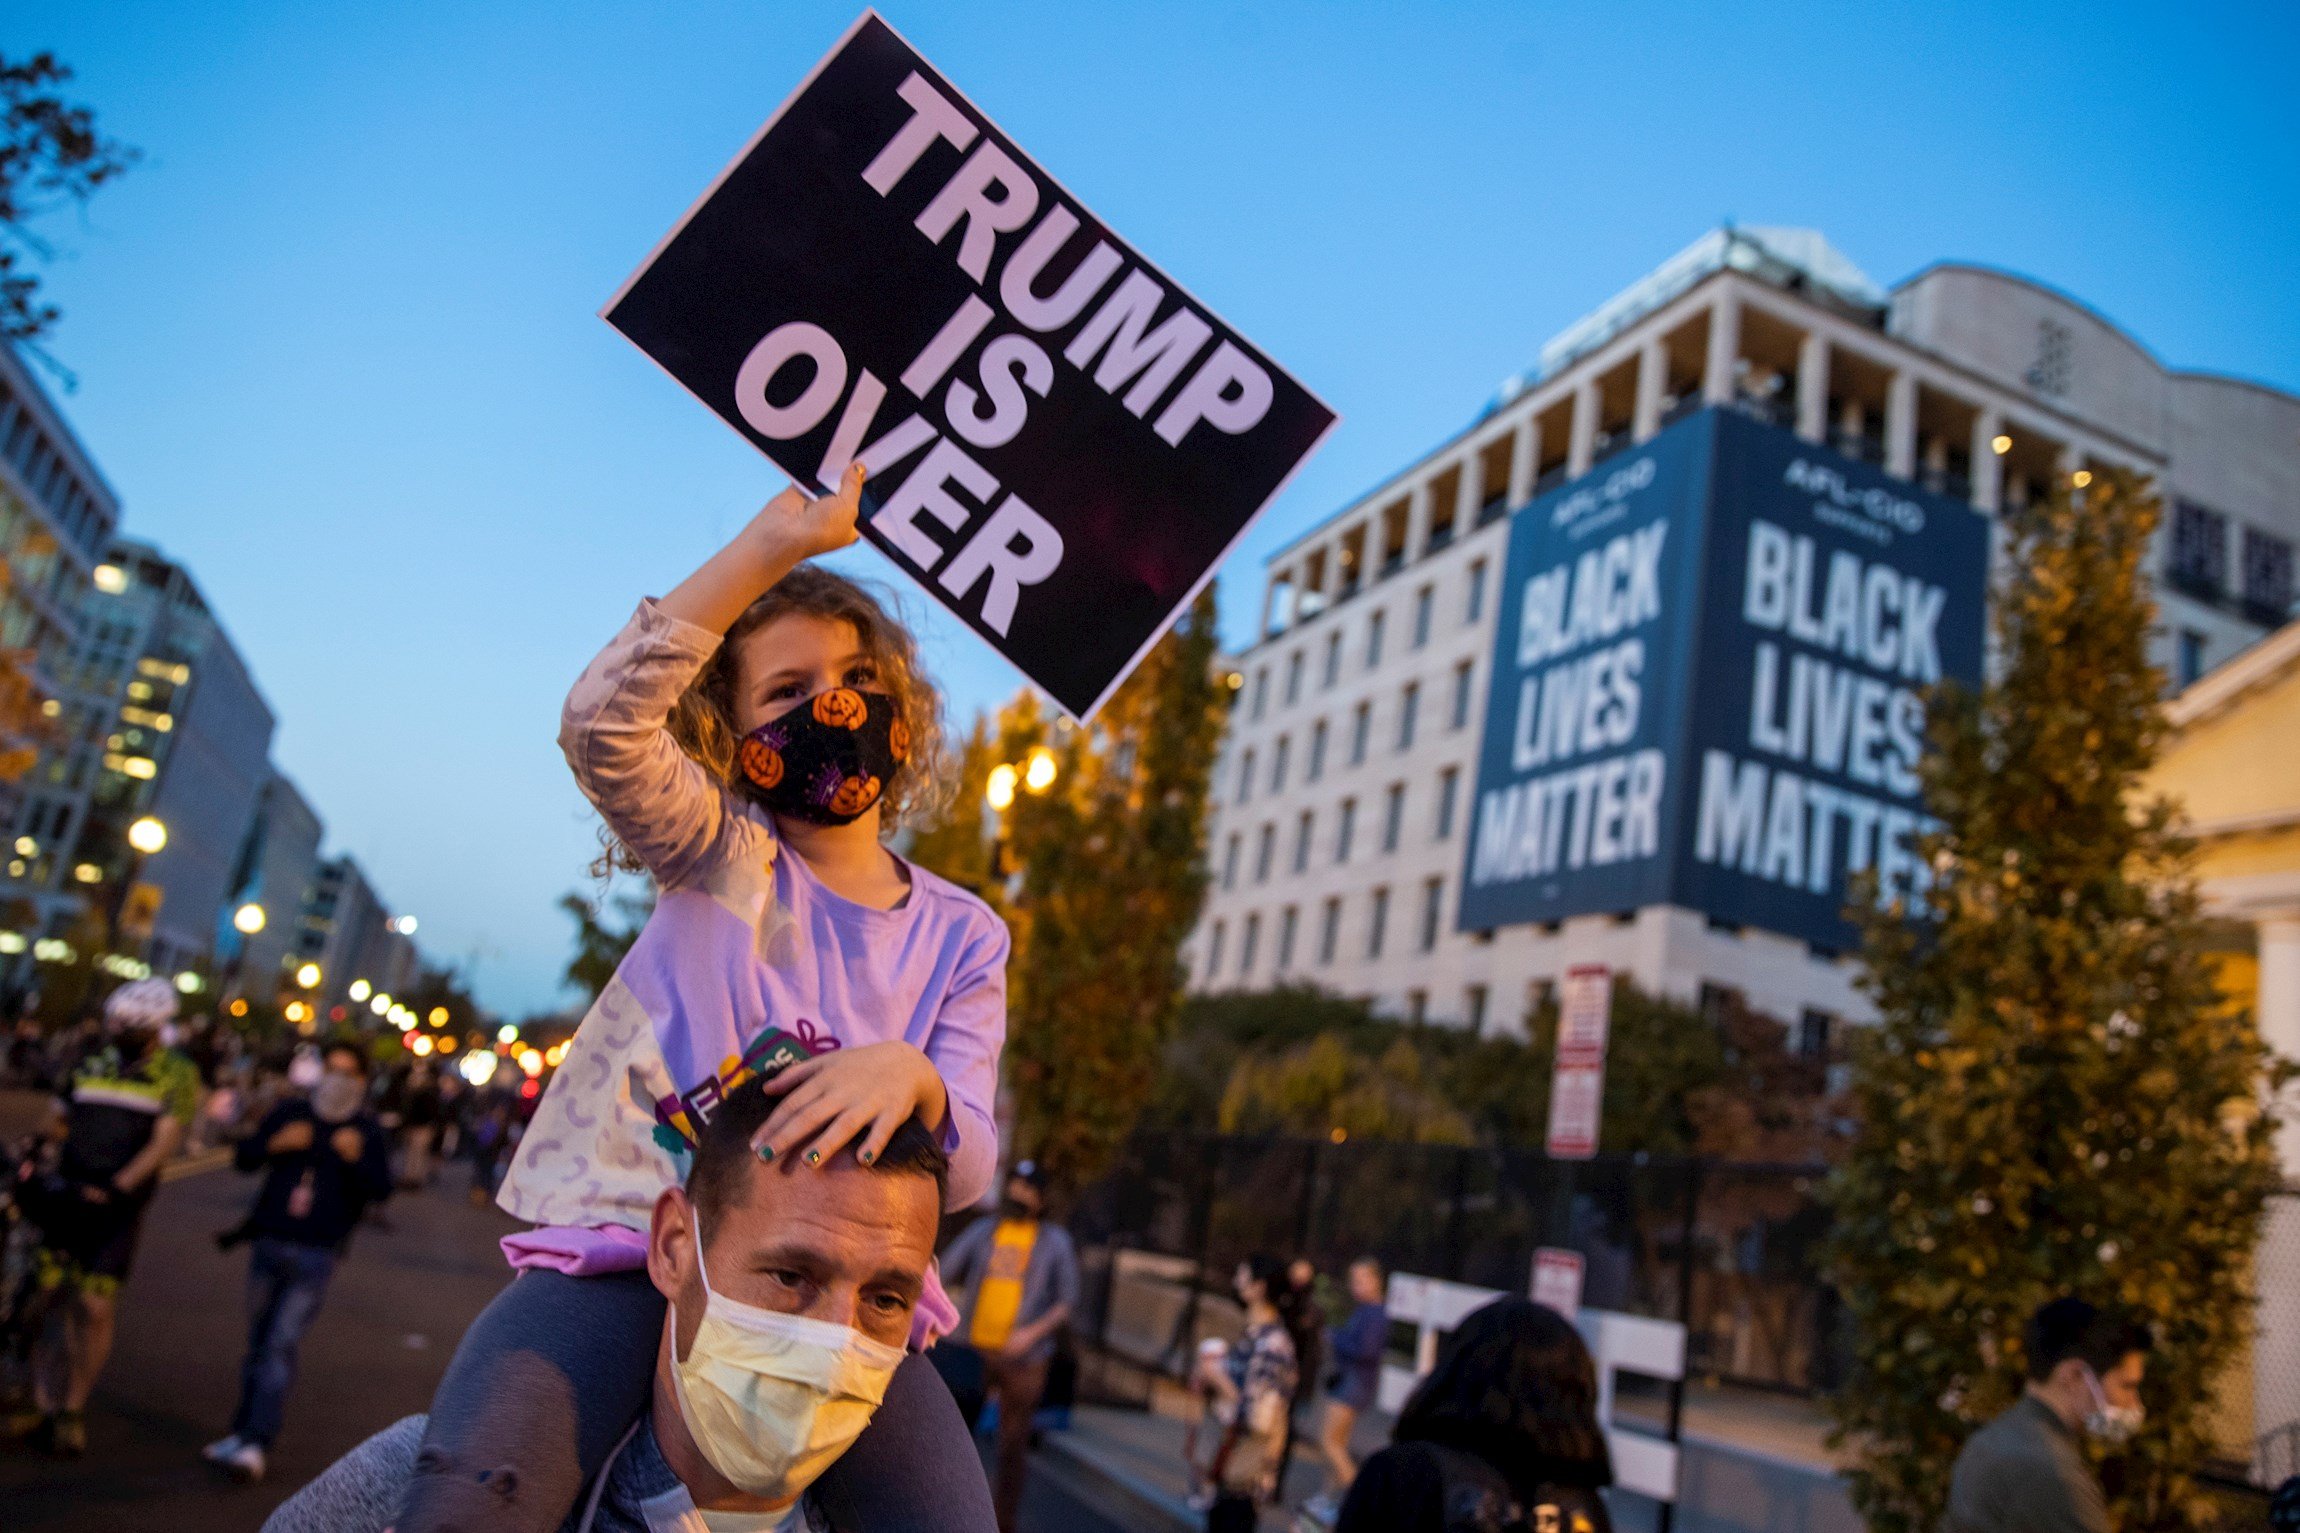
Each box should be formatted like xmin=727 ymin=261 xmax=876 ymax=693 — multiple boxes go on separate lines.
xmin=809 ymin=1351 xmax=998 ymax=1533
xmin=394 ymin=1269 xmax=662 ymax=1533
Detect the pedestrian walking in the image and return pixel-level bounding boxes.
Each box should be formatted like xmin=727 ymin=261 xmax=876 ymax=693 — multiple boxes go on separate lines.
xmin=395 ymin=1061 xmax=443 ymax=1189
xmin=203 ymin=1039 xmax=392 ymax=1482
xmin=1194 ymin=1255 xmax=1300 ymax=1533
xmin=6 ymin=978 xmax=200 ymax=1456
xmin=1277 ymin=1256 xmax=1325 ymax=1490
xmin=1302 ymin=1256 xmax=1387 ymax=1524
xmin=1338 ymin=1297 xmax=1612 ymax=1533
xmin=390 ymin=465 xmax=1008 ymax=1533
xmin=1943 ymin=1297 xmax=2152 ymax=1533
xmin=938 ymin=1159 xmax=1081 ymax=1533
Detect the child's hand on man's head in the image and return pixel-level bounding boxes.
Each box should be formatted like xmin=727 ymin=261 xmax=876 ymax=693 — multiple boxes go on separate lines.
xmin=750 ymin=1039 xmax=947 ymax=1171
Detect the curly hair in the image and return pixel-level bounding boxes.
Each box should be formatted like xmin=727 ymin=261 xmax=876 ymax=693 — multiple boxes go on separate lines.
xmin=596 ymin=566 xmax=951 ymax=875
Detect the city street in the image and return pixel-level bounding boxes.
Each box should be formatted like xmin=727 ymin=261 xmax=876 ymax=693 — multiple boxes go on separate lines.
xmin=0 ymin=1158 xmax=1135 ymax=1533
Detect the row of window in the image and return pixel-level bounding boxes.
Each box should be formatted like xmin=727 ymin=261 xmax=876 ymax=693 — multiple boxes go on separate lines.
xmin=1244 ymin=559 xmax=1491 ymax=724
xmin=1221 ymin=767 xmax=1465 ymax=889
xmin=0 ymin=383 xmax=108 ymax=559
xmin=1205 ymin=875 xmax=1452 ymax=980
xmin=1231 ymin=661 xmax=1478 ymax=806
xmin=2169 ymin=499 xmax=2295 ymax=623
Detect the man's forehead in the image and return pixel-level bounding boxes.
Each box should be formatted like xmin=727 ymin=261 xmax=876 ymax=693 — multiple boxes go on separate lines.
xmin=716 ymin=1157 xmax=938 ymax=1262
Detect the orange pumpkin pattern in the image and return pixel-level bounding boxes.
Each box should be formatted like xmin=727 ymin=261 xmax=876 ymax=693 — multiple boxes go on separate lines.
xmin=824 ymin=774 xmax=882 ymax=818
xmin=738 ymin=738 xmax=785 ymax=790
xmin=812 ymin=688 xmax=868 ymax=729
xmin=888 ymin=717 xmax=912 ymax=763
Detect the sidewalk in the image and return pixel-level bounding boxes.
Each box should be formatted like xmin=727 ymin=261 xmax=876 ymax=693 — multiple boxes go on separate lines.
xmin=1038 ymin=1378 xmax=1862 ymax=1533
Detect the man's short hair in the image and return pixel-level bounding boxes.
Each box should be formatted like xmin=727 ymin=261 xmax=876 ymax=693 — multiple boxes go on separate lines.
xmin=323 ymin=1040 xmax=369 ymax=1076
xmin=687 ymin=1069 xmax=948 ymax=1232
xmin=2024 ymin=1297 xmax=2153 ymax=1382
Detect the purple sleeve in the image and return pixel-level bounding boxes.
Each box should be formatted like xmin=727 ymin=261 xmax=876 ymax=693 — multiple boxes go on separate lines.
xmin=501 ymin=1223 xmax=650 ymax=1275
xmin=925 ymin=908 xmax=1009 ymax=1211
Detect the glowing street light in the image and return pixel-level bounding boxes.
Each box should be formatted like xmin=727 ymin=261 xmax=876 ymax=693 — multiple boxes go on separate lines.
xmin=127 ymin=816 xmax=168 ymax=855
xmin=296 ymin=962 xmax=323 ymax=989
xmin=1023 ymin=747 xmax=1057 ymax=794
xmin=428 ymin=1006 xmax=449 ymax=1028
xmin=1990 ymin=433 xmax=2013 ymax=456
xmin=518 ymin=1047 xmax=545 ymax=1078
xmin=459 ymin=1049 xmax=500 ymax=1086
xmin=233 ymin=902 xmax=266 ymax=935
xmin=497 ymin=1023 xmax=519 ymax=1045
xmin=392 ymin=915 xmax=419 ymax=936
xmin=985 ymin=763 xmax=1018 ymax=811
xmin=348 ymin=978 xmax=372 ymax=1002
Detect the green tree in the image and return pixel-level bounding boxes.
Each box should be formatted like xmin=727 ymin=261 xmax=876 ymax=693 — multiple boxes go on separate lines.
xmin=1000 ymin=589 xmax=1228 ymax=1194
xmin=1 ymin=52 xmax=137 ymax=349
xmin=559 ymin=884 xmax=654 ymax=1002
xmin=1218 ymin=1032 xmax=1473 ymax=1144
xmin=1827 ymin=468 xmax=2290 ymax=1533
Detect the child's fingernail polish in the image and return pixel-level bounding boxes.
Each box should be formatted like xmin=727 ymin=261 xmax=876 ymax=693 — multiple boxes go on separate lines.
xmin=756 ymin=1144 xmax=775 ymax=1162
xmin=805 ymin=1149 xmax=822 ymax=1167
xmin=858 ymin=1148 xmax=875 ymax=1165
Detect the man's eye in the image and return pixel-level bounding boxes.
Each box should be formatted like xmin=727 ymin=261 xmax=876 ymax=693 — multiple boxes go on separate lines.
xmin=768 ymin=1269 xmax=808 ymax=1289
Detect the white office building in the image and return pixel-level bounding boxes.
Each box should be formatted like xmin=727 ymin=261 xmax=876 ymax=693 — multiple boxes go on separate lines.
xmin=1189 ymin=227 xmax=2300 ymax=1041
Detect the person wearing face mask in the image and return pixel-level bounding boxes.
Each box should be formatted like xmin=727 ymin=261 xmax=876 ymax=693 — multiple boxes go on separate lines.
xmin=1944 ymin=1296 xmax=2153 ymax=1533
xmin=936 ymin=1160 xmax=1081 ymax=1532
xmin=201 ymin=1039 xmax=394 ymax=1483
xmin=264 ymin=1068 xmax=960 ymax=1533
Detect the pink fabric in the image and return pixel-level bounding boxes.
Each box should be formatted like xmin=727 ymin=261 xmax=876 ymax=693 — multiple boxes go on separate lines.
xmin=501 ymin=1225 xmax=960 ymax=1350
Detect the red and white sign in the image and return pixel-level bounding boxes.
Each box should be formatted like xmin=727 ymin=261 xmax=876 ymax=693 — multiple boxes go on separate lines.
xmin=1545 ymin=964 xmax=1612 ymax=1160
xmin=1531 ymin=1247 xmax=1586 ymax=1319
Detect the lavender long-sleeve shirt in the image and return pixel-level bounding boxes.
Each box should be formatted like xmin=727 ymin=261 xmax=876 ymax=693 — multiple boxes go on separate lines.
xmin=497 ymin=600 xmax=1008 ymax=1276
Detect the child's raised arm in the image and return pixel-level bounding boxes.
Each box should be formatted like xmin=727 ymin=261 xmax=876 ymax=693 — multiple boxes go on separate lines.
xmin=559 ymin=465 xmax=864 ymax=889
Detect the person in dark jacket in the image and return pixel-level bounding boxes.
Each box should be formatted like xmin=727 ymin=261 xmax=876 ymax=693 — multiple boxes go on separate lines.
xmin=1337 ymin=1298 xmax=1612 ymax=1533
xmin=1304 ymin=1256 xmax=1388 ymax=1522
xmin=203 ymin=1040 xmax=392 ymax=1483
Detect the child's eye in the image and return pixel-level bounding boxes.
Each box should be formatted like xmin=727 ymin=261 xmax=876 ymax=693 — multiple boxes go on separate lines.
xmin=846 ymin=663 xmax=878 ymax=687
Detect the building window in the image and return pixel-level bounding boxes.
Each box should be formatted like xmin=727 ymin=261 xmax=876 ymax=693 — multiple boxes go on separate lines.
xmin=2177 ymin=628 xmax=2208 ymax=688
xmin=1293 ymin=811 xmax=1315 ymax=873
xmin=2170 ymin=500 xmax=2228 ymax=600
xmin=1308 ymin=720 xmax=1328 ymax=782
xmin=1450 ymin=661 xmax=1474 ymax=730
xmin=1465 ymin=984 xmax=1489 ymax=1035
xmin=1698 ymin=982 xmax=1744 ymax=1029
xmin=1350 ymin=703 xmax=1371 ymax=765
xmin=1367 ymin=887 xmax=1390 ymax=959
xmin=1365 ymin=609 xmax=1386 ymax=670
xmin=1277 ymin=905 xmax=1298 ymax=970
xmin=1336 ymin=798 xmax=1357 ymax=863
xmin=1382 ymin=783 xmax=1405 ymax=853
xmin=1397 ymin=683 xmax=1420 ymax=751
xmin=1236 ymin=749 xmax=1256 ymax=805
xmin=1796 ymin=1008 xmax=1835 ymax=1059
xmin=1435 ymin=767 xmax=1460 ymax=840
xmin=1418 ymin=876 xmax=1443 ymax=951
xmin=1412 ymin=585 xmax=1433 ymax=649
xmin=1270 ymin=735 xmax=1290 ymax=794
xmin=2242 ymin=527 xmax=2295 ymax=624
xmin=1254 ymin=823 xmax=1275 ymax=883
xmin=1406 ymin=988 xmax=1428 ymax=1026
xmin=1222 ymin=832 xmax=1240 ymax=890
xmin=1206 ymin=921 xmax=1226 ymax=979
xmin=1250 ymin=666 xmax=1269 ymax=721
xmin=1528 ymin=977 xmax=1556 ymax=1020
xmin=1284 ymin=649 xmax=1305 ymax=706
xmin=1466 ymin=559 xmax=1488 ymax=625
xmin=1323 ymin=632 xmax=1342 ymax=689
xmin=1240 ymin=913 xmax=1260 ymax=976
xmin=1318 ymin=898 xmax=1341 ymax=965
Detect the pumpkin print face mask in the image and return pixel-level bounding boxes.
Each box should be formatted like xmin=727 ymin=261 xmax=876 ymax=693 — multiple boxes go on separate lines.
xmin=736 ymin=687 xmax=910 ymax=827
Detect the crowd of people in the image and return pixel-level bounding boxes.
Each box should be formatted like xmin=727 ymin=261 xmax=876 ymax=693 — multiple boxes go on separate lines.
xmin=1 ymin=978 xmax=540 ymax=1474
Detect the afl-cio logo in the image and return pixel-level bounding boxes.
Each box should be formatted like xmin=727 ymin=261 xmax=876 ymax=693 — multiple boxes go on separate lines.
xmin=1783 ymin=458 xmax=1925 ymax=534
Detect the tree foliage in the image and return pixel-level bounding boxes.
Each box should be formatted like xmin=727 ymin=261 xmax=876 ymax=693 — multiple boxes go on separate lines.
xmin=0 ymin=52 xmax=137 ymax=349
xmin=1219 ymin=1032 xmax=1474 ymax=1144
xmin=992 ymin=589 xmax=1228 ymax=1194
xmin=559 ymin=883 xmax=654 ymax=1003
xmin=1827 ymin=468 xmax=2290 ymax=1533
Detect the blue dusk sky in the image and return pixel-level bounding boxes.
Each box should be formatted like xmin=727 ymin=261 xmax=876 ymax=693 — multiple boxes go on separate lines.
xmin=14 ymin=1 xmax=2298 ymax=1016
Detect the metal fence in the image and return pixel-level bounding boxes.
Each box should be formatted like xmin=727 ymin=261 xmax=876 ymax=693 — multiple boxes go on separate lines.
xmin=1062 ymin=1130 xmax=1844 ymax=1402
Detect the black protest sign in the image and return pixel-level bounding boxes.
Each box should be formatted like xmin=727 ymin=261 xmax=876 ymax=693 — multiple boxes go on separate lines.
xmin=606 ymin=11 xmax=1336 ymax=718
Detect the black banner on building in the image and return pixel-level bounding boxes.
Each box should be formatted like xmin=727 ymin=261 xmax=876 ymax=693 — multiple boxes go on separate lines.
xmin=605 ymin=11 xmax=1337 ymax=718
